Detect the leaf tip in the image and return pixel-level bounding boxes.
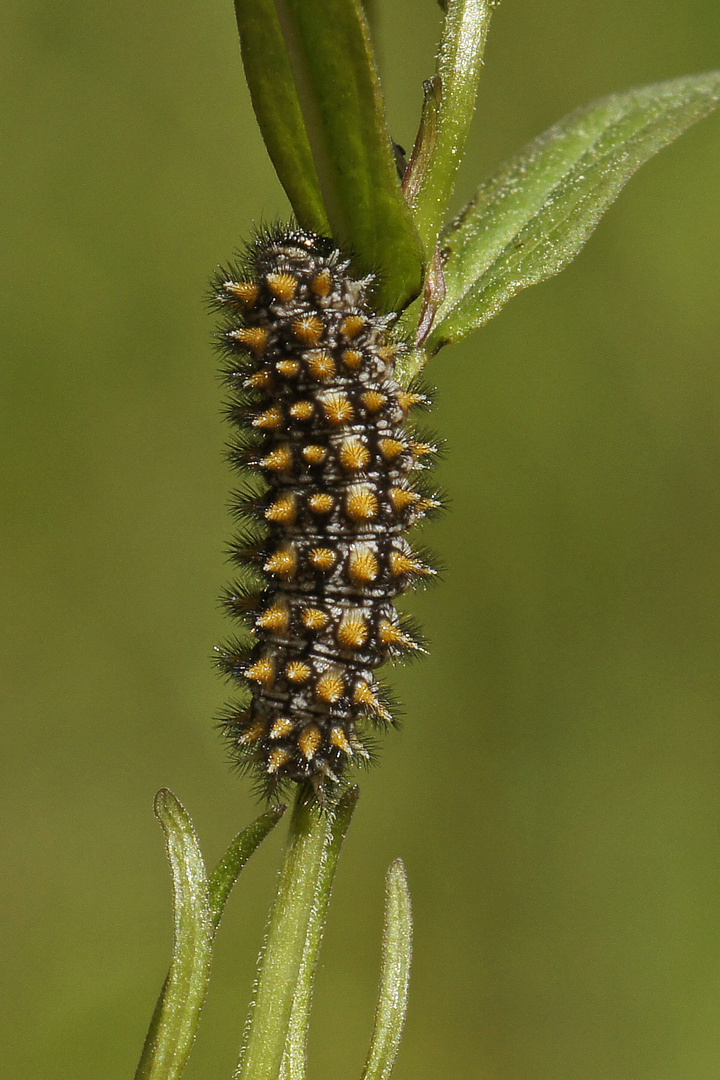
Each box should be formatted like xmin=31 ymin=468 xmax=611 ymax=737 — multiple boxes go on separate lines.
xmin=153 ymin=787 xmax=176 ymax=817
xmin=339 ymin=784 xmax=361 ymax=812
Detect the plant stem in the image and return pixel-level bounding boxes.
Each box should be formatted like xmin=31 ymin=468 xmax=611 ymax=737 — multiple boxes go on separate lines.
xmin=235 ymin=787 xmax=359 ymax=1080
xmin=405 ymin=0 xmax=494 ymax=256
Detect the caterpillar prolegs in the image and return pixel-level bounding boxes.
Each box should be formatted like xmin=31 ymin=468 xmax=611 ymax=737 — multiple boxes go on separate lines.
xmin=213 ymin=228 xmax=438 ymax=796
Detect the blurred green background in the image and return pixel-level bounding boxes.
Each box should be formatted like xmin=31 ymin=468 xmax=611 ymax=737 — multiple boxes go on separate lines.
xmin=3 ymin=2 xmax=720 ymax=1078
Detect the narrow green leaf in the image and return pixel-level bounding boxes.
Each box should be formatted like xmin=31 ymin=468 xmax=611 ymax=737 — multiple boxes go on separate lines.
xmin=136 ymin=798 xmax=284 ymax=1080
xmin=208 ymin=804 xmax=286 ymax=930
xmin=236 ymin=787 xmax=360 ymax=1080
xmin=233 ymin=0 xmax=329 ymax=234
xmin=404 ymin=0 xmax=495 ymax=260
xmin=360 ymin=860 xmax=413 ymax=1080
xmin=279 ymin=787 xmax=360 ymax=1080
xmin=429 ymin=70 xmax=720 ymax=351
xmin=277 ymin=0 xmax=424 ymax=312
xmin=134 ymin=790 xmax=214 ymax=1080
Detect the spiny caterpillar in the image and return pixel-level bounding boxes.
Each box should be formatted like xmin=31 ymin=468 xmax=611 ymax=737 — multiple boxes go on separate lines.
xmin=213 ymin=227 xmax=438 ymax=797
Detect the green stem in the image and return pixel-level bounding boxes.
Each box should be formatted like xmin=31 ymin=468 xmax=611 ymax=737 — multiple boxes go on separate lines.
xmin=236 ymin=787 xmax=359 ymax=1080
xmin=405 ymin=0 xmax=494 ymax=257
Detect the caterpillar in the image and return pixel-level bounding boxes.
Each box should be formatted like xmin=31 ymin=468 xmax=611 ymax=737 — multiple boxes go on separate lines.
xmin=213 ymin=226 xmax=438 ymax=797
